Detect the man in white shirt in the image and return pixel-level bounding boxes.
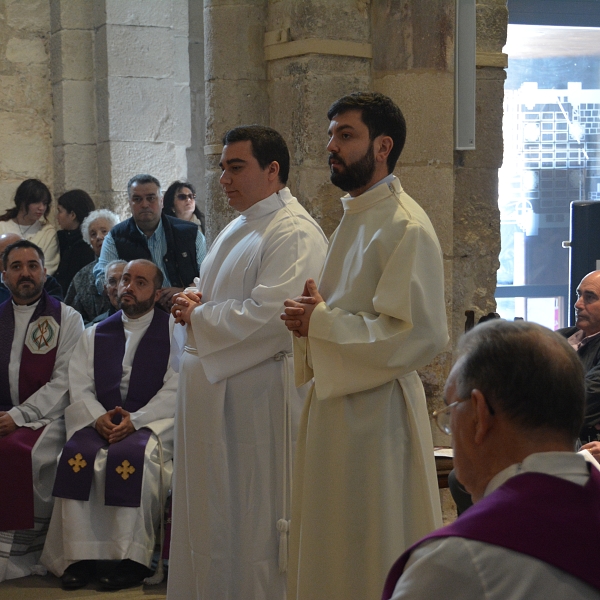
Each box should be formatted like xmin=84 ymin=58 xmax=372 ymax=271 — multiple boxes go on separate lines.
xmin=41 ymin=259 xmax=177 ymax=591
xmin=168 ymin=125 xmax=328 ymax=600
xmin=384 ymin=319 xmax=600 ymax=600
xmin=282 ymin=92 xmax=448 ymax=600
xmin=0 ymin=240 xmax=83 ymax=582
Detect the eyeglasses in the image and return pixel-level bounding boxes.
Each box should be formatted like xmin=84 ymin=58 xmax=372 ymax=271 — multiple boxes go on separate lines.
xmin=432 ymin=400 xmax=465 ymax=436
xmin=432 ymin=395 xmax=496 ymax=436
xmin=176 ymin=193 xmax=196 ymax=201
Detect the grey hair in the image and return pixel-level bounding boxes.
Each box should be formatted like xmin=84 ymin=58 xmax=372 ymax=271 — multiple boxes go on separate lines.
xmin=127 ymin=174 xmax=162 ymax=197
xmin=104 ymin=259 xmax=127 ymax=279
xmin=81 ymin=209 xmax=120 ymax=246
xmin=455 ymin=320 xmax=584 ymax=441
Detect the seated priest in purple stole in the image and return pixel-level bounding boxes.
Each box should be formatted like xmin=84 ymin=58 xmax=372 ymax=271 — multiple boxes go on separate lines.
xmin=383 ymin=320 xmax=600 ymax=600
xmin=0 ymin=240 xmax=83 ymax=582
xmin=41 ymin=259 xmax=178 ymax=591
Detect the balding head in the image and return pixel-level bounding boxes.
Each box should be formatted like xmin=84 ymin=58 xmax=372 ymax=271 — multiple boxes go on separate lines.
xmin=0 ymin=233 xmax=22 ymax=268
xmin=575 ymin=271 xmax=600 ymax=337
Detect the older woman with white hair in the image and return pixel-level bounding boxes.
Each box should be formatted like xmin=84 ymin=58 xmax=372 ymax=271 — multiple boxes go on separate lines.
xmin=64 ymin=209 xmax=120 ymax=323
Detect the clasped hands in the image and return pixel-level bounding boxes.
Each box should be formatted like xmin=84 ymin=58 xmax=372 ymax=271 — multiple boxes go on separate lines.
xmin=95 ymin=406 xmax=135 ymax=444
xmin=281 ymin=279 xmax=324 ymax=338
xmin=171 ymin=288 xmax=203 ymax=326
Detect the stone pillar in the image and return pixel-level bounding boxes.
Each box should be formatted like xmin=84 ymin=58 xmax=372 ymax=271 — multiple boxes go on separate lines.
xmin=187 ymin=0 xmax=206 ymax=215
xmin=94 ymin=0 xmax=192 ymax=215
xmin=0 ymin=0 xmax=53 ymax=210
xmin=267 ymin=0 xmax=372 ymax=236
xmin=373 ymin=0 xmax=456 ymax=422
xmin=203 ymin=0 xmax=269 ymax=244
xmin=452 ymin=0 xmax=507 ymax=345
xmin=50 ymin=0 xmax=97 ymax=199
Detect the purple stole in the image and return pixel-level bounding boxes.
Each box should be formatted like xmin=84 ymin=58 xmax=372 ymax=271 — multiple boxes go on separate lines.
xmin=0 ymin=291 xmax=62 ymax=531
xmin=52 ymin=308 xmax=170 ymax=507
xmin=382 ymin=468 xmax=600 ymax=599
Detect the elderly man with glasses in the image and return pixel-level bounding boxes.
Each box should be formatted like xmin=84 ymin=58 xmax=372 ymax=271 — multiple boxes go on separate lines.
xmin=384 ymin=319 xmax=600 ymax=600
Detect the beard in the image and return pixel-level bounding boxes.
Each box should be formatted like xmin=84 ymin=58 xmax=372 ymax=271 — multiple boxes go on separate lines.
xmin=11 ymin=278 xmax=44 ymax=303
xmin=329 ymin=141 xmax=376 ymax=193
xmin=119 ymin=293 xmax=155 ymax=318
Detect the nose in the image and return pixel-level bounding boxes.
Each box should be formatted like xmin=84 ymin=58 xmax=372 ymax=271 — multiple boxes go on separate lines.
xmin=575 ymin=296 xmax=585 ymax=310
xmin=96 ymin=232 xmax=105 ymax=243
xmin=326 ymin=137 xmax=337 ymax=153
xmin=219 ymin=170 xmax=230 ymax=185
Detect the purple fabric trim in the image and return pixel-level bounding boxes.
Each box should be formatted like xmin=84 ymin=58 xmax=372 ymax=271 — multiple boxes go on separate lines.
xmin=104 ymin=428 xmax=152 ymax=507
xmin=382 ymin=468 xmax=600 ymax=599
xmin=0 ymin=427 xmax=44 ymax=530
xmin=52 ymin=426 xmax=107 ymax=501
xmin=0 ymin=290 xmax=62 ymax=405
xmin=53 ymin=308 xmax=170 ymax=507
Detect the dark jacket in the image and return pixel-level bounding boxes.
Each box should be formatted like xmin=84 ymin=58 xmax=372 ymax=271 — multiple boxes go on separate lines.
xmin=110 ymin=214 xmax=199 ymax=288
xmin=558 ymin=326 xmax=600 ymax=442
xmin=55 ymin=228 xmax=96 ymax=295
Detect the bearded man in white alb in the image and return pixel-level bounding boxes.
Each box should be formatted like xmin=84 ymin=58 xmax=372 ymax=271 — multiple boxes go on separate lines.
xmin=168 ymin=125 xmax=328 ymax=600
xmin=282 ymin=92 xmax=448 ymax=600
xmin=0 ymin=240 xmax=83 ymax=582
xmin=41 ymin=259 xmax=177 ymax=591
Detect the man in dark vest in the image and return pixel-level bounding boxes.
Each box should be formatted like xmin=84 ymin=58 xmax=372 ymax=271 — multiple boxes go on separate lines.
xmin=383 ymin=320 xmax=600 ymax=600
xmin=41 ymin=259 xmax=178 ymax=591
xmin=0 ymin=240 xmax=83 ymax=582
xmin=93 ymin=174 xmax=206 ymax=310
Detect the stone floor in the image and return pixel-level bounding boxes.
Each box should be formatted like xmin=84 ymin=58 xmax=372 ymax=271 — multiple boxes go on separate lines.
xmin=0 ymin=571 xmax=167 ymax=600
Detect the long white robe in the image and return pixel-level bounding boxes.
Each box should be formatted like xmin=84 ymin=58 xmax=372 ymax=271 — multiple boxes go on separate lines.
xmin=41 ymin=309 xmax=178 ymax=576
xmin=167 ymin=188 xmax=328 ymax=600
xmin=0 ymin=300 xmax=83 ymax=582
xmin=288 ymin=177 xmax=448 ymax=600
xmin=391 ymin=453 xmax=600 ymax=600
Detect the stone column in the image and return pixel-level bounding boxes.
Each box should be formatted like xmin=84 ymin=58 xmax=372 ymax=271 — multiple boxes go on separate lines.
xmin=0 ymin=0 xmax=53 ymax=209
xmin=372 ymin=0 xmax=456 ymax=421
xmin=94 ymin=0 xmax=192 ymax=215
xmin=203 ymin=0 xmax=269 ymax=244
xmin=267 ymin=0 xmax=372 ymax=236
xmin=50 ymin=0 xmax=97 ymax=199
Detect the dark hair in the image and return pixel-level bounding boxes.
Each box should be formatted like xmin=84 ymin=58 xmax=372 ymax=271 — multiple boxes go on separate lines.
xmin=163 ymin=181 xmax=204 ymax=224
xmin=455 ymin=320 xmax=585 ymax=441
xmin=3 ymin=239 xmax=45 ymax=268
xmin=127 ymin=174 xmax=162 ymax=197
xmin=222 ymin=125 xmax=290 ymax=185
xmin=0 ymin=179 xmax=52 ymax=222
xmin=327 ymin=92 xmax=407 ymax=172
xmin=57 ymin=189 xmax=96 ymax=226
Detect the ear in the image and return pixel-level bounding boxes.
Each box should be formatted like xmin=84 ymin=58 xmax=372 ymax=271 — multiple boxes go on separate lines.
xmin=374 ymin=135 xmax=393 ymax=164
xmin=267 ymin=160 xmax=281 ymax=182
xmin=154 ymin=288 xmax=162 ymax=303
xmin=472 ymin=389 xmax=494 ymax=445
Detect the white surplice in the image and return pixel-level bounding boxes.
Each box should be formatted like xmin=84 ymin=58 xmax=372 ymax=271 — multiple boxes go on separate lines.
xmin=167 ymin=188 xmax=328 ymax=600
xmin=0 ymin=300 xmax=83 ymax=582
xmin=41 ymin=309 xmax=178 ymax=576
xmin=391 ymin=453 xmax=600 ymax=600
xmin=288 ymin=177 xmax=449 ymax=600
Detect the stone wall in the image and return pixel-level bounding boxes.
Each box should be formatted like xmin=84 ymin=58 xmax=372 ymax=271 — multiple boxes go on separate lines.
xmin=0 ymin=0 xmax=53 ymax=212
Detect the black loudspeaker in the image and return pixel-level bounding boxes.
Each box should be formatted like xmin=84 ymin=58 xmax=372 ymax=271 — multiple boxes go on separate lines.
xmin=568 ymin=201 xmax=600 ymax=326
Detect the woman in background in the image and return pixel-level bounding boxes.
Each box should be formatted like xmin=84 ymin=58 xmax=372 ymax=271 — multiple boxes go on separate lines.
xmin=65 ymin=209 xmax=120 ymax=323
xmin=0 ymin=179 xmax=59 ymax=274
xmin=54 ymin=189 xmax=96 ymax=294
xmin=163 ymin=180 xmax=205 ymax=234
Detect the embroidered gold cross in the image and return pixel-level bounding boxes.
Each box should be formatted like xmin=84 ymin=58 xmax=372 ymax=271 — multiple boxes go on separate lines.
xmin=68 ymin=453 xmax=87 ymax=473
xmin=116 ymin=460 xmax=135 ymax=480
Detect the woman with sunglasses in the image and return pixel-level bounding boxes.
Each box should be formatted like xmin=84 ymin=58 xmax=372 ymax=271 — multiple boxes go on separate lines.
xmin=162 ymin=180 xmax=205 ymax=234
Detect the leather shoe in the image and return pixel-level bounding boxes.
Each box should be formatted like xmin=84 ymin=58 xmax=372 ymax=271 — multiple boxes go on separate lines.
xmin=61 ymin=560 xmax=96 ymax=590
xmin=99 ymin=559 xmax=153 ymax=591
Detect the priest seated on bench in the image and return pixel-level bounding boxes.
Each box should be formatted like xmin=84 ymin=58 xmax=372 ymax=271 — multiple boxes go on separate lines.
xmin=0 ymin=240 xmax=83 ymax=582
xmin=383 ymin=319 xmax=600 ymax=600
xmin=41 ymin=259 xmax=178 ymax=591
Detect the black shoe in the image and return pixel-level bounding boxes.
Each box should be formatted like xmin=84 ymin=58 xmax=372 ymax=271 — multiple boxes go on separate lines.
xmin=98 ymin=559 xmax=154 ymax=591
xmin=61 ymin=560 xmax=96 ymax=590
